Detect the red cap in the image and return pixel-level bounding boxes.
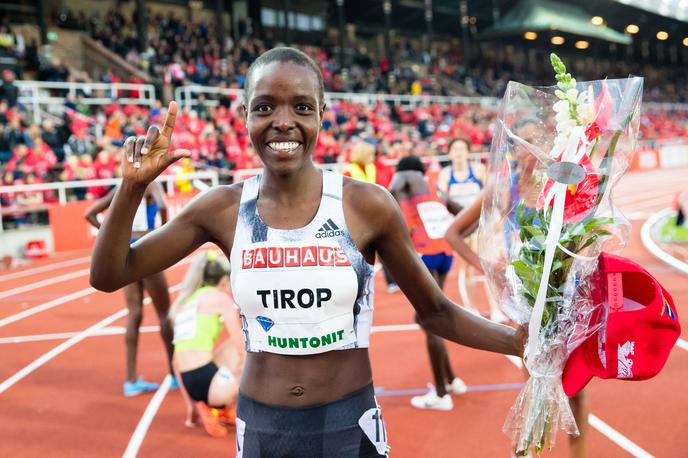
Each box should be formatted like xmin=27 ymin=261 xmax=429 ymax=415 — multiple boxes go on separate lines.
xmin=562 ymin=253 xmax=681 ymax=396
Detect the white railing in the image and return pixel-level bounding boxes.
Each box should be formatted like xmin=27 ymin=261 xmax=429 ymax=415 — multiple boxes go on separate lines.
xmin=174 ymin=85 xmax=498 ymax=110
xmin=0 ymin=171 xmax=219 ymax=234
xmin=15 ymin=80 xmax=157 ymax=123
xmin=173 ymin=84 xmax=688 ymax=112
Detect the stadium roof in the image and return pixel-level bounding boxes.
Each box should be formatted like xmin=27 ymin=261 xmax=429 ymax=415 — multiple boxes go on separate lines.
xmin=480 ymin=0 xmax=631 ymax=44
xmin=611 ymin=0 xmax=688 ymax=23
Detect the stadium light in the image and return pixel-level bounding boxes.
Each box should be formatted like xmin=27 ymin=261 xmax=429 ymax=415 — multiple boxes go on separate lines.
xmin=625 ymin=24 xmax=640 ymax=34
xmin=551 ymin=36 xmax=565 ymax=45
xmin=524 ymin=31 xmax=538 ymax=40
xmin=575 ymin=40 xmax=590 ymax=49
xmin=591 ymin=16 xmax=604 ymax=25
xmin=656 ymin=31 xmax=669 ymax=40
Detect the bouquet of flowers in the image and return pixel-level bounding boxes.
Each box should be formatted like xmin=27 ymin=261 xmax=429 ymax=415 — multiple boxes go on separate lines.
xmin=477 ymin=54 xmax=643 ymax=454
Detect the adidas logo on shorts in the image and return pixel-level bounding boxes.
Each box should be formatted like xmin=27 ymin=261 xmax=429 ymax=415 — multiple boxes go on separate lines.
xmin=315 ymin=219 xmax=344 ymax=238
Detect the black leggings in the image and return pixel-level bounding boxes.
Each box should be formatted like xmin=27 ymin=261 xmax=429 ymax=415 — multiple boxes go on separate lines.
xmin=236 ymin=384 xmax=388 ymax=458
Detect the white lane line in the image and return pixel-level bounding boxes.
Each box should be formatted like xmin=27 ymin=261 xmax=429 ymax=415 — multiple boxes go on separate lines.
xmin=371 ymin=324 xmax=419 ymax=333
xmin=0 ymin=256 xmax=90 ymax=282
xmin=0 ymin=326 xmax=157 ymax=344
xmin=588 ymin=415 xmax=655 ymax=458
xmin=615 ymin=193 xmax=673 ymax=206
xmin=0 ymin=268 xmax=90 ymax=300
xmin=458 ymin=268 xmax=471 ymax=309
xmin=122 ymin=375 xmax=173 ymax=458
xmin=0 ymin=258 xmax=193 ymax=328
xmin=625 ymin=212 xmax=650 ymax=221
xmin=0 ymin=287 xmax=95 ymax=327
xmin=3 ymin=323 xmax=420 ymax=344
xmin=502 ymin=356 xmax=654 ymax=457
xmin=0 ymin=327 xmax=120 ymax=343
xmin=676 ymin=338 xmax=688 ymax=352
xmin=0 ymin=284 xmax=182 ymax=395
xmin=0 ymin=308 xmax=128 ymax=394
xmin=640 ymin=209 xmax=688 ymax=276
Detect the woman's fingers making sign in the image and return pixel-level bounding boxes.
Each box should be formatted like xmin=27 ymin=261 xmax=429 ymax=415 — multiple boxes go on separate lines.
xmin=122 ymin=101 xmax=191 ymax=184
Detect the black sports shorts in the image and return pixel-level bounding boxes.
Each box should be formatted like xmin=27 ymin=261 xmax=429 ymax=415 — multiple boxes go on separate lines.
xmin=236 ymin=384 xmax=389 ymax=457
xmin=180 ymin=361 xmax=218 ymax=404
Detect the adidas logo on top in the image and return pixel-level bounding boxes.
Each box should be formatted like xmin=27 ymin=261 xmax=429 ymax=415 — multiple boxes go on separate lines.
xmin=315 ymin=219 xmax=344 ymax=238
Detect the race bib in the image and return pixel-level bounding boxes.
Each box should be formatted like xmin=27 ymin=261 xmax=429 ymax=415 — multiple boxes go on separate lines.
xmin=233 ymin=240 xmax=360 ymax=355
xmin=417 ymin=201 xmax=453 ymax=239
xmin=173 ymin=307 xmax=197 ymax=343
xmin=358 ymin=407 xmax=389 ymax=456
xmin=235 ymin=417 xmax=246 ymax=458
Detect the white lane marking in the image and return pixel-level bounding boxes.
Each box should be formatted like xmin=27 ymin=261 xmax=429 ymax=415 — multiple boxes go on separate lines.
xmin=371 ymin=324 xmax=419 ymax=333
xmin=0 ymin=327 xmax=123 ymax=343
xmin=504 ymin=355 xmax=523 ymax=368
xmin=0 ymin=268 xmax=90 ymax=300
xmin=0 ymin=258 xmax=193 ymax=327
xmin=676 ymin=338 xmax=688 ymax=352
xmin=502 ymin=356 xmax=654 ymax=457
xmin=122 ymin=375 xmax=173 ymax=458
xmin=4 ymin=323 xmax=419 ymax=343
xmin=640 ymin=209 xmax=688 ymax=276
xmin=0 ymin=308 xmax=128 ymax=394
xmin=458 ymin=268 xmax=471 ymax=309
xmin=0 ymin=284 xmax=182 ymax=395
xmin=0 ymin=326 xmax=158 ymax=344
xmin=0 ymin=287 xmax=95 ymax=327
xmin=0 ymin=256 xmax=90 ymax=282
xmin=625 ymin=212 xmax=650 ymax=221
xmin=588 ymin=415 xmax=655 ymax=458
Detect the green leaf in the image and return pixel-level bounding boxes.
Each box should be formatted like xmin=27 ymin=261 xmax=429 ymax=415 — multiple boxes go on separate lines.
xmin=584 ymin=217 xmax=614 ymax=232
xmin=578 ymin=230 xmax=612 ymax=251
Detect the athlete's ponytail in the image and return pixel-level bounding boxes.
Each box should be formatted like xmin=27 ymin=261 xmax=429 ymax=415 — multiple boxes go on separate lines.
xmin=169 ymin=250 xmax=230 ymax=319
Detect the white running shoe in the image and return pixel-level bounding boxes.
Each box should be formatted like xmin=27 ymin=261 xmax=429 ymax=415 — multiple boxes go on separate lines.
xmin=446 ymin=377 xmax=468 ymax=395
xmin=410 ymin=387 xmax=454 ymax=411
xmin=386 ymin=283 xmax=400 ymax=294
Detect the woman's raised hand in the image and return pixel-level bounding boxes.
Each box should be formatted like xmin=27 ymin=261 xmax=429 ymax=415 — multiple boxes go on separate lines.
xmin=121 ymin=101 xmax=191 ymax=185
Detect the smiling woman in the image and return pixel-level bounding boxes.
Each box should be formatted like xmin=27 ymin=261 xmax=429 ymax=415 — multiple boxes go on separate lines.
xmin=89 ymin=47 xmax=525 ymax=457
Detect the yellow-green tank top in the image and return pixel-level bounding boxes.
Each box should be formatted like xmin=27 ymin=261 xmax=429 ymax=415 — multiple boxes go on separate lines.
xmin=173 ymin=286 xmax=223 ymax=352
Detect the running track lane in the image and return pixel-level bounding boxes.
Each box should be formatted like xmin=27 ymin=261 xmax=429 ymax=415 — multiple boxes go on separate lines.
xmin=0 ymin=167 xmax=687 ymax=457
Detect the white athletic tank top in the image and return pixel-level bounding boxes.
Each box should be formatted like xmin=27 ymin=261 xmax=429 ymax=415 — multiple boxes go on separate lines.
xmin=131 ymin=200 xmax=150 ymax=232
xmin=230 ymin=170 xmax=375 ymax=355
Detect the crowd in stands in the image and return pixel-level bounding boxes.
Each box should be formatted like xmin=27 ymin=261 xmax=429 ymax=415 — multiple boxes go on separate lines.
xmin=0 ymin=10 xmax=687 ymax=211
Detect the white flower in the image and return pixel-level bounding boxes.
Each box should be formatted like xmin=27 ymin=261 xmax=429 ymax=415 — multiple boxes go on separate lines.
xmin=553 ymin=100 xmax=569 ymax=113
xmin=577 ymin=86 xmax=596 ymax=126
xmin=566 ymin=88 xmax=579 ymax=100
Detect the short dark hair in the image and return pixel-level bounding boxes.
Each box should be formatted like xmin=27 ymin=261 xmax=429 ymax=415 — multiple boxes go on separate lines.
xmin=447 ymin=137 xmax=471 ymax=153
xmin=244 ymin=47 xmax=325 ymax=105
xmin=396 ymin=155 xmax=425 ymax=174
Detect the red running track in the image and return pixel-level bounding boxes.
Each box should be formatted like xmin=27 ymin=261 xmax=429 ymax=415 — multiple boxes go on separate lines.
xmin=0 ymin=167 xmax=686 ymax=457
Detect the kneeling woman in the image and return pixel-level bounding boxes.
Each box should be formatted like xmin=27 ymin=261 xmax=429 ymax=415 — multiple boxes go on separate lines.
xmin=170 ymin=250 xmax=245 ymax=437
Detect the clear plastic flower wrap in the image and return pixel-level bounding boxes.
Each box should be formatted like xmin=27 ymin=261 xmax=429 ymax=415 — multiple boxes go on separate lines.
xmin=477 ymin=55 xmax=643 ymax=454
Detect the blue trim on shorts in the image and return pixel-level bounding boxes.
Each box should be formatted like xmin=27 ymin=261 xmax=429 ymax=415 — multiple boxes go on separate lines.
xmin=421 ymin=252 xmax=453 ymax=274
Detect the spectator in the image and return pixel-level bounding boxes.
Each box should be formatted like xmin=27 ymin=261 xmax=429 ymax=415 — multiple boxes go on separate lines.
xmin=0 ymin=69 xmax=18 ymax=107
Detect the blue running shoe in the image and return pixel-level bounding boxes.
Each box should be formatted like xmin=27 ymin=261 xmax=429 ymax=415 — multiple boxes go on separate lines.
xmin=169 ymin=375 xmax=179 ymax=390
xmin=123 ymin=377 xmax=160 ymax=397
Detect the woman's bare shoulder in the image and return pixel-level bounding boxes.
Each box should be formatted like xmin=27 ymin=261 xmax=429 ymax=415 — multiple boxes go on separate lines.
xmin=342 ymin=176 xmax=398 ymax=228
xmin=182 ymin=181 xmax=245 ymax=216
